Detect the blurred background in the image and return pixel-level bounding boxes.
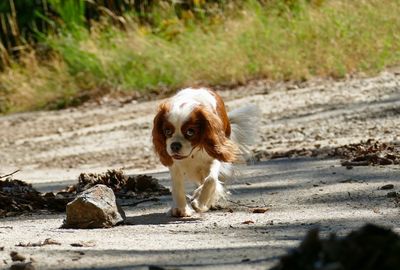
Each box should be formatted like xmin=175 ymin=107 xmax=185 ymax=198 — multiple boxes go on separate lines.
xmin=0 ymin=0 xmax=399 ymax=114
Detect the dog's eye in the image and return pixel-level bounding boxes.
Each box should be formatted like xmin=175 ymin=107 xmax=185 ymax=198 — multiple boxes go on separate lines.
xmin=164 ymin=128 xmax=172 ymax=137
xmin=186 ymin=128 xmax=195 ymax=137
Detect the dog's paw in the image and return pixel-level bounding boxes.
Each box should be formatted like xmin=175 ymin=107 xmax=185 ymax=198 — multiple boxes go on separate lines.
xmin=168 ymin=205 xmax=194 ymax=217
xmin=191 ymin=199 xmax=210 ymax=213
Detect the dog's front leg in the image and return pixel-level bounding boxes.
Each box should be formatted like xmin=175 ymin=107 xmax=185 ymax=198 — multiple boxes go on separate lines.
xmin=168 ymin=167 xmax=193 ymax=217
xmin=191 ymin=160 xmax=222 ymax=212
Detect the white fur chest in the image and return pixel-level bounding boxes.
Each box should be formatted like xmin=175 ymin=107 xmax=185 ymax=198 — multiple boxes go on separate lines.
xmin=171 ymin=148 xmax=214 ymax=184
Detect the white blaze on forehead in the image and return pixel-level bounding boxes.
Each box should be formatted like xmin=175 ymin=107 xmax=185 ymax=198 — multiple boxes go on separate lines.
xmin=167 ymin=88 xmax=217 ymax=126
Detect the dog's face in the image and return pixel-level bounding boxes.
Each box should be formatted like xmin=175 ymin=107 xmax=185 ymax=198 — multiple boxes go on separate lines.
xmin=152 ymin=89 xmax=238 ymax=167
xmin=152 ymin=104 xmax=205 ymax=165
xmin=164 ymin=108 xmax=204 ymax=160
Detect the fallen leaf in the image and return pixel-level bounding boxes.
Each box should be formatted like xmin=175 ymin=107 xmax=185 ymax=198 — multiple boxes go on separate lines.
xmin=242 ymin=220 xmax=255 ymax=225
xmin=70 ymin=241 xmax=95 ymax=247
xmin=252 ymin=208 xmax=270 ymax=213
xmin=340 ymin=179 xmax=354 ymax=183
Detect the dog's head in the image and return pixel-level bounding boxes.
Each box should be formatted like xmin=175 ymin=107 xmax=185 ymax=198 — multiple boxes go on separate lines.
xmin=152 ymin=88 xmax=238 ymax=166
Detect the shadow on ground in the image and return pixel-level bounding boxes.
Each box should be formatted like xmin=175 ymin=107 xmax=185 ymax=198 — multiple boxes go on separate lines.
xmin=1 ymin=157 xmax=399 ymax=270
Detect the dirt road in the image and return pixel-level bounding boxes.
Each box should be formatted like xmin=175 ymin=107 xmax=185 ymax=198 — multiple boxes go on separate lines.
xmin=1 ymin=70 xmax=399 ymax=181
xmin=0 ymin=70 xmax=399 ymax=269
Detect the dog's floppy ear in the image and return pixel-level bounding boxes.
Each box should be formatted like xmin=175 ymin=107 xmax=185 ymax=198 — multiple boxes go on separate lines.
xmin=197 ymin=107 xmax=239 ymax=162
xmin=152 ymin=102 xmax=173 ymax=166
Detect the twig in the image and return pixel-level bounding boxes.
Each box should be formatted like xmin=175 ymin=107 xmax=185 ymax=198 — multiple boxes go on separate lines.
xmin=261 ymin=197 xmax=268 ymax=207
xmin=118 ymin=197 xmax=159 ymax=207
xmin=341 ymin=160 xmax=370 ymax=166
xmin=227 ymin=199 xmax=256 ymax=208
xmin=0 ymin=169 xmax=20 ymax=179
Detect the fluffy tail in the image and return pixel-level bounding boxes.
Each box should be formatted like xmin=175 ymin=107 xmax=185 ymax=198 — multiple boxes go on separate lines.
xmin=228 ymin=104 xmax=260 ymax=161
xmin=215 ymin=104 xmax=260 ymax=205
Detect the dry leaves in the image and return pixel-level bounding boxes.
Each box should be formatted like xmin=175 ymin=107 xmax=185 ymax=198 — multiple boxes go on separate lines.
xmin=335 ymin=140 xmax=400 ymax=166
xmin=254 ymin=139 xmax=400 ymax=167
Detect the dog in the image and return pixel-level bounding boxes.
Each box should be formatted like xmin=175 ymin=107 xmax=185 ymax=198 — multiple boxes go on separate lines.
xmin=152 ymin=88 xmax=259 ymax=217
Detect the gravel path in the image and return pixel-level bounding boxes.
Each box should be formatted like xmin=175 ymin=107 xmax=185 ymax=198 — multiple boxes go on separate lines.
xmin=1 ymin=70 xmax=399 ymax=182
xmin=0 ymin=70 xmax=399 ymax=269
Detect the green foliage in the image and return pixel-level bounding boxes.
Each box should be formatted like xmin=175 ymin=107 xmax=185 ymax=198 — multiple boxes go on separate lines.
xmin=47 ymin=0 xmax=86 ymax=30
xmin=0 ymin=0 xmax=399 ymax=114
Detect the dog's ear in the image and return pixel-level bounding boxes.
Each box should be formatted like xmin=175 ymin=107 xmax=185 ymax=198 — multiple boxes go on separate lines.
xmin=152 ymin=102 xmax=173 ymax=166
xmin=197 ymin=107 xmax=239 ymax=162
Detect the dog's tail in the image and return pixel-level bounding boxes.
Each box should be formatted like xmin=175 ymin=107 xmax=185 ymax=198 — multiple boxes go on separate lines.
xmin=228 ymin=104 xmax=260 ymax=161
xmin=216 ymin=104 xmax=260 ymax=204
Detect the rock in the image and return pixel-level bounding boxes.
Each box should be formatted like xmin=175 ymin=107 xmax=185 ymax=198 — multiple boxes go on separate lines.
xmin=63 ymin=185 xmax=125 ymax=229
xmin=10 ymin=251 xmax=26 ymax=262
xmin=10 ymin=262 xmax=35 ymax=270
xmin=271 ymin=224 xmax=400 ymax=270
xmin=380 ymin=184 xmax=394 ymax=190
xmin=387 ymin=191 xmax=399 ymax=198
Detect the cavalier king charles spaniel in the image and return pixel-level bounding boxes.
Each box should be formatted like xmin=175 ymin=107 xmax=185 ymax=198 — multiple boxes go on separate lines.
xmin=152 ymin=88 xmax=259 ymax=217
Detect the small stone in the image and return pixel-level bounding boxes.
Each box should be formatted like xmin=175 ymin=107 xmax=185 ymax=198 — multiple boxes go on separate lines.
xmin=70 ymin=241 xmax=96 ymax=247
xmin=242 ymin=220 xmax=255 ymax=225
xmin=10 ymin=251 xmax=25 ymax=262
xmin=10 ymin=262 xmax=35 ymax=270
xmin=63 ymin=185 xmax=125 ymax=229
xmin=380 ymin=184 xmax=394 ymax=190
xmin=252 ymin=208 xmax=270 ymax=213
xmin=387 ymin=192 xmax=398 ymax=198
xmin=148 ymin=266 xmax=166 ymax=270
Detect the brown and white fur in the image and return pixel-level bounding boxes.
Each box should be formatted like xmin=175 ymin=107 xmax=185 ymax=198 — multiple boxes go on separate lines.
xmin=152 ymin=88 xmax=259 ymax=217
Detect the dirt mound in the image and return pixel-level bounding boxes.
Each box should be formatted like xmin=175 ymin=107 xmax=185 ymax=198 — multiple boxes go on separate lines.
xmin=0 ymin=178 xmax=66 ymax=217
xmin=272 ymin=224 xmax=400 ymax=270
xmin=73 ymin=169 xmax=170 ymax=198
xmin=0 ymin=170 xmax=169 ymax=218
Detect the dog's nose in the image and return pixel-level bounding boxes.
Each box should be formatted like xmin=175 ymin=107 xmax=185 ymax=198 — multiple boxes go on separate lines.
xmin=170 ymin=142 xmax=182 ymax=153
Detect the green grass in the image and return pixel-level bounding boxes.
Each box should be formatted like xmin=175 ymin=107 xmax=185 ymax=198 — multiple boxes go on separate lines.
xmin=1 ymin=0 xmax=400 ymax=113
